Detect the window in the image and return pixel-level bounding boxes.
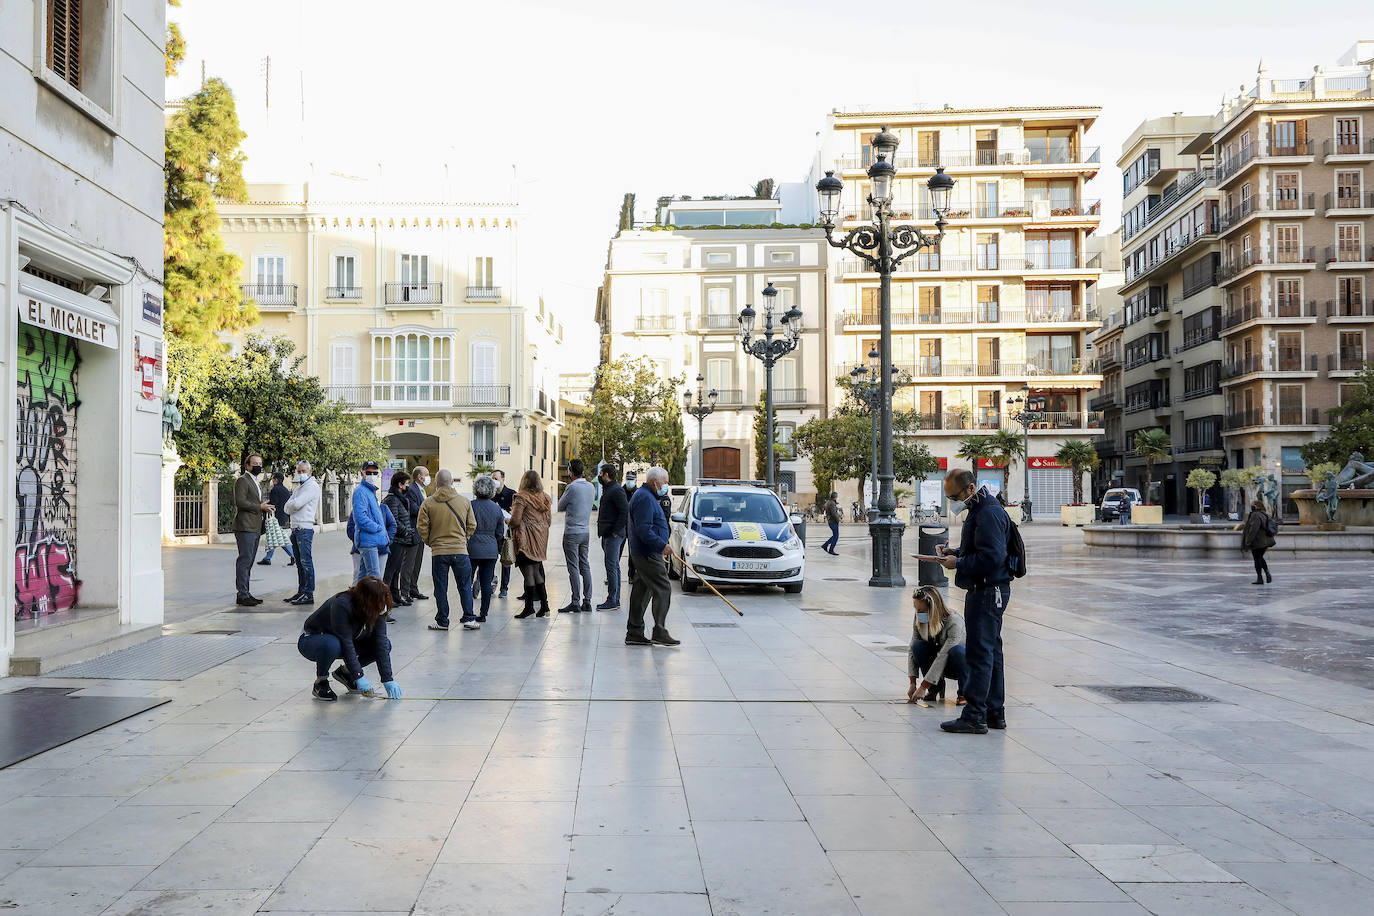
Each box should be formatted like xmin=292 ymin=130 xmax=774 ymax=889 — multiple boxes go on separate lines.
xmin=975 ymin=182 xmax=999 ymax=218
xmin=1276 ymin=331 xmax=1303 ymax=370
xmin=1336 ymin=118 xmax=1361 ymax=154
xmin=976 ymin=390 xmax=1000 ymax=429
xmin=1339 ymin=330 xmax=1365 ymax=370
xmin=645 ymin=288 xmax=668 ymax=314
xmin=1026 ymin=180 xmax=1076 ymax=211
xmin=472 ymin=423 xmax=496 ymax=463
xmin=1123 ymin=148 xmax=1160 ymax=193
xmin=1340 ymin=383 xmax=1360 ymax=405
xmin=332 ymin=255 xmax=358 ymax=297
xmin=1338 ymin=276 xmax=1365 ymax=316
xmin=329 ymin=343 xmax=359 ymax=404
xmin=777 ymin=356 xmax=798 ymax=392
xmin=401 ymin=254 xmax=429 ymax=286
xmin=1336 ymin=171 xmax=1362 ymax=208
xmin=470 ymin=340 xmax=499 ymax=403
xmin=1026 ymin=284 xmax=1075 ymax=321
xmin=256 ymin=255 xmax=285 ymax=291
xmin=1183 ymin=361 xmax=1220 ymax=399
xmin=918 ymin=287 xmax=941 ymax=322
xmin=1275 ymin=278 xmax=1302 ymax=317
xmin=918 ymin=338 xmax=941 ymax=375
xmin=706 ymin=358 xmax=732 ymax=395
xmin=1025 ymin=231 xmax=1076 ymax=269
xmin=705 ymin=252 xmax=730 ymax=267
xmin=1274 ymin=173 xmax=1299 ymax=209
xmin=768 ymin=250 xmax=796 ymax=264
xmin=1025 ymin=128 xmax=1076 ymax=164
xmin=977 ymin=286 xmax=999 ymax=322
xmin=916 ymin=131 xmax=940 ymax=168
xmin=975 ymin=129 xmax=998 ymax=166
xmin=1271 ymin=120 xmax=1299 ymax=154
xmin=1185 ymin=416 xmax=1222 ymax=451
xmin=705 ymin=286 xmax=731 ymax=326
xmin=1274 ymin=225 xmax=1301 ymax=261
xmin=1181 ymin=254 xmax=1218 ymax=298
xmin=46 ymin=0 xmax=82 ymax=88
xmin=975 ymin=233 xmax=999 ymax=269
xmin=643 ymin=251 xmax=668 ymax=265
xmin=472 ymin=256 xmax=494 ymax=288
xmin=775 ymin=423 xmax=797 ymax=460
xmin=1338 ymin=224 xmax=1363 ymax=261
xmin=1182 ymin=308 xmax=1220 ymax=349
xmin=371 ymin=331 xmax=453 ymax=403
xmin=1277 ymin=385 xmax=1304 ymax=425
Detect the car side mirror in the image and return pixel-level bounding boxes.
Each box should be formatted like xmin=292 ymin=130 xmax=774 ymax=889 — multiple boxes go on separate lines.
xmin=789 ymin=514 xmax=803 ymax=525
xmin=671 ymin=512 xmax=686 ymax=523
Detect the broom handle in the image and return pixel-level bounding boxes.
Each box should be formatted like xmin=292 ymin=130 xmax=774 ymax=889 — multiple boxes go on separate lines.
xmin=666 ymin=549 xmax=744 ymax=617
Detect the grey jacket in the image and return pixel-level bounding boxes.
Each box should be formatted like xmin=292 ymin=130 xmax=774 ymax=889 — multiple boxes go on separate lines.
xmin=468 ymin=496 xmax=507 ymax=560
xmin=909 ymin=612 xmax=966 ymax=682
xmin=558 ymin=477 xmax=595 ymax=534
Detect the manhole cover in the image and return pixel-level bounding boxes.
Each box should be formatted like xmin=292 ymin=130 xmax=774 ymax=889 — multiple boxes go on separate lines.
xmin=193 ymin=629 xmax=241 ymax=635
xmin=819 ymin=610 xmax=870 ymax=617
xmin=823 ymin=577 xmax=859 ymax=582
xmin=693 ymin=622 xmax=739 ymax=628
xmin=1074 ymin=685 xmax=1216 ymax=703
xmin=884 ymin=645 xmax=908 ymax=653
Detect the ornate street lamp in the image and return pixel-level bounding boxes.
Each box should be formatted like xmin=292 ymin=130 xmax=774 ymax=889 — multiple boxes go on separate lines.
xmin=739 ymin=283 xmax=802 ymax=490
xmin=849 ymin=347 xmax=899 ymax=519
xmin=818 ymin=128 xmax=954 ymax=587
xmin=1006 ymin=386 xmax=1037 ymax=523
xmin=683 ymin=374 xmax=718 ymax=484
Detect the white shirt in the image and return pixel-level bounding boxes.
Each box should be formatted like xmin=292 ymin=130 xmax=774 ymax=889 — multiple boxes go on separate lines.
xmin=284 ymin=475 xmax=321 ymax=527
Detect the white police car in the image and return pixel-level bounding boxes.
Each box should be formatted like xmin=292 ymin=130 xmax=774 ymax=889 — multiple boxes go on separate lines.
xmin=668 ymin=481 xmax=806 ymax=594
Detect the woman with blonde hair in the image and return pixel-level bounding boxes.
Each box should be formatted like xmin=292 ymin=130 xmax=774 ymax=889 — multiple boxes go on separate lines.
xmin=510 ymin=470 xmax=552 ymax=619
xmin=907 ymin=585 xmax=968 ymax=705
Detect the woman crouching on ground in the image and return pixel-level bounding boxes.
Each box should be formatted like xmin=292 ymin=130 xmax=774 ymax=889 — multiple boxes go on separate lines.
xmin=297 ymin=576 xmax=403 ymax=701
xmin=908 ymin=585 xmax=968 ymax=706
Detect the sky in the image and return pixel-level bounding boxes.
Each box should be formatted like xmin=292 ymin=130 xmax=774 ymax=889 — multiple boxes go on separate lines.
xmin=166 ymin=0 xmax=1372 ymax=372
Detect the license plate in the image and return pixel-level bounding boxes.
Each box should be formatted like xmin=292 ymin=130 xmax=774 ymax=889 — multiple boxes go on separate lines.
xmin=731 ymin=561 xmax=770 ymax=571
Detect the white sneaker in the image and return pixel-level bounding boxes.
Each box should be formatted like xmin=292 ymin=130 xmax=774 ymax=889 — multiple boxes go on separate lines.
xmin=462 ymin=619 xmax=480 ymax=630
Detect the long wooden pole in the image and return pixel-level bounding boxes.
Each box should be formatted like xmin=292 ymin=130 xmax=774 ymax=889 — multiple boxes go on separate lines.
xmin=666 ymin=549 xmax=743 ymax=617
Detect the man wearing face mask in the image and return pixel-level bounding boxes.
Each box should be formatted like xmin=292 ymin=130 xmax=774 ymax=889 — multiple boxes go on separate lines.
xmin=284 ymin=460 xmax=321 ymax=606
xmin=402 ymin=466 xmax=431 ymax=603
xmin=625 ymin=466 xmax=679 ymax=647
xmin=232 ymin=453 xmax=273 ymax=606
xmin=351 ymin=460 xmax=389 ymax=583
xmin=934 ymin=468 xmax=1012 ymax=734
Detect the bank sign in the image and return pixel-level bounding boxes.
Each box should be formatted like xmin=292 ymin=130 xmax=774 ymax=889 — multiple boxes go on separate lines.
xmin=23 ymin=297 xmax=117 ymax=349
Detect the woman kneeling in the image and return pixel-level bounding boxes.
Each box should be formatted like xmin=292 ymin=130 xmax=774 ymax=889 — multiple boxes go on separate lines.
xmin=297 ymin=576 xmax=403 ymax=701
xmin=908 ymin=585 xmax=967 ymax=706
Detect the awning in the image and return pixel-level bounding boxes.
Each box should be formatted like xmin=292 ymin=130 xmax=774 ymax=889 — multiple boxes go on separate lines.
xmin=17 ymin=272 xmax=120 ymax=349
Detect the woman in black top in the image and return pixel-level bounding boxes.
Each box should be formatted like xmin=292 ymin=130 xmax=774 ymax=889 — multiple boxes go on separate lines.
xmin=297 ymin=576 xmax=402 ymax=701
xmin=382 ymin=472 xmax=418 ymax=606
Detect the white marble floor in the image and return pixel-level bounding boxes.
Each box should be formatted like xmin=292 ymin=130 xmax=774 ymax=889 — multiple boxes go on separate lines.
xmin=2 ymin=524 xmax=1372 ymax=914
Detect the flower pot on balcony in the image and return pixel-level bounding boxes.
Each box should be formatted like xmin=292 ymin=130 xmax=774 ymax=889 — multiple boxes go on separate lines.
xmin=1061 ymin=504 xmax=1095 ymax=527
xmin=1131 ymin=505 xmax=1164 ymax=525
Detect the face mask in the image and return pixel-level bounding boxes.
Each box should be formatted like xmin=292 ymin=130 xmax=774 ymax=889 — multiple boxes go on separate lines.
xmin=365 ymin=472 xmax=378 ymax=480
xmin=916 ymin=612 xmax=930 ymax=624
xmin=249 ymin=465 xmax=262 ymax=476
xmin=659 ymin=485 xmax=670 ymax=497
xmin=298 ymin=473 xmax=309 ymax=483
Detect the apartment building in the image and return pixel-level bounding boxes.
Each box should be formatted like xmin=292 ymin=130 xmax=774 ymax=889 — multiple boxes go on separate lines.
xmin=1214 ymin=47 xmax=1374 ymax=514
xmin=599 ymin=197 xmax=829 ymax=499
xmin=218 ymin=172 xmax=566 ymax=484
xmin=821 ymin=106 xmax=1106 ymax=512
xmin=1112 ymin=114 xmax=1227 ymax=514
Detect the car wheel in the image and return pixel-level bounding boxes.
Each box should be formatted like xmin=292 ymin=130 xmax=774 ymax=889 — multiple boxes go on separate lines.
xmin=681 ymin=566 xmax=700 ymax=593
xmin=668 ymin=558 xmax=680 ymax=581
xmin=782 ymin=582 xmax=803 ymax=594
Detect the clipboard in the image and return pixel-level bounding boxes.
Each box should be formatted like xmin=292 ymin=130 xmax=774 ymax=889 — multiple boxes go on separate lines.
xmin=911 ymin=553 xmax=946 ymax=563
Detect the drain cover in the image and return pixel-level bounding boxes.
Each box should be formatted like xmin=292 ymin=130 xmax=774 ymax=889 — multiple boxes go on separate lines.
xmin=6 ymin=686 xmax=79 ymax=695
xmin=823 ymin=577 xmax=859 ymax=582
xmin=193 ymin=629 xmax=241 ymax=635
xmin=818 ymin=610 xmax=870 ymax=617
xmin=693 ymin=622 xmax=739 ymax=628
xmin=1074 ymin=685 xmax=1216 ymax=703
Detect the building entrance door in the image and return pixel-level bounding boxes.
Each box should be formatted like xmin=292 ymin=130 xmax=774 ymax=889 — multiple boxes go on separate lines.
xmin=702 ymin=447 xmax=741 ymax=480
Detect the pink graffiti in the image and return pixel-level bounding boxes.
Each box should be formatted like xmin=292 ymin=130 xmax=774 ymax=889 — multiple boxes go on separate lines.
xmin=14 ymin=538 xmax=80 ymax=619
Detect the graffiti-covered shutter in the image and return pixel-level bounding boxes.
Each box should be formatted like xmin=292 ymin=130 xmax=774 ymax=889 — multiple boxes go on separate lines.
xmin=15 ymin=325 xmax=81 ymax=620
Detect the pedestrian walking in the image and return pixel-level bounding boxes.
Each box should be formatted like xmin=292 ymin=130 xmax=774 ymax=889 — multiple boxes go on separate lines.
xmin=492 ymin=469 xmax=517 ymax=598
xmin=382 ymin=471 xmax=419 ymax=607
xmin=821 ymin=492 xmax=842 ymax=555
xmin=596 ymin=463 xmax=629 ymax=611
xmin=1238 ymin=498 xmax=1277 ymax=584
xmin=417 ymin=469 xmax=478 ymax=631
xmin=626 ymin=466 xmax=679 ymax=647
xmin=935 ymin=468 xmax=1012 ymax=734
xmin=351 ymin=460 xmax=387 ymax=582
xmin=558 ymin=458 xmax=595 ymax=613
xmin=296 ymin=576 xmax=402 ymax=702
xmin=284 ymin=460 xmax=320 ymax=606
xmin=907 ymin=585 xmax=967 ymax=706
xmin=468 ymin=475 xmax=506 ymax=623
xmin=259 ymin=472 xmax=296 ymax=566
xmin=232 ymin=453 xmax=272 ymax=606
xmin=510 ymin=470 xmax=553 ymax=620
xmin=402 ymin=465 xmax=431 ymax=601
xmin=1119 ymin=490 xmax=1133 ymax=525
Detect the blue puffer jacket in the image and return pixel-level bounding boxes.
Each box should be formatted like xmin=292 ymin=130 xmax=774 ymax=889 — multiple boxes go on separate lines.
xmin=352 ymin=478 xmax=389 ymax=548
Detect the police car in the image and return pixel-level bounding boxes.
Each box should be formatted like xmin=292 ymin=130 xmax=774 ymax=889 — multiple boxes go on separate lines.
xmin=668 ymin=481 xmax=806 ymax=594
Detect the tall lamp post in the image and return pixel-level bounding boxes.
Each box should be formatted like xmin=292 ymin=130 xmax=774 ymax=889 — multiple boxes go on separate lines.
xmin=1005 ymin=386 xmax=1037 ymax=523
xmin=849 ymin=346 xmax=899 ymax=519
xmin=738 ymin=283 xmax=802 ymax=490
xmin=683 ymin=374 xmax=718 ymax=484
xmin=817 ymin=126 xmax=954 ymax=587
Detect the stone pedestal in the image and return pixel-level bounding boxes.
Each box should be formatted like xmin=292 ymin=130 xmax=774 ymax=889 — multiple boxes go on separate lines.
xmin=160 ymin=456 xmax=183 ymax=545
xmin=1292 ymin=489 xmax=1374 ymax=526
xmin=1131 ymin=505 xmax=1164 ymax=525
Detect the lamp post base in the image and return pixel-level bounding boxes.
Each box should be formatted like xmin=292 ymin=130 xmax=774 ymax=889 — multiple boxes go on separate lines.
xmin=867 ymin=515 xmax=907 ymax=588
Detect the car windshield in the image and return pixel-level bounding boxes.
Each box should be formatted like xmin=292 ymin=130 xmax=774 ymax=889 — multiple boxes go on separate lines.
xmin=693 ymin=491 xmax=787 ymax=524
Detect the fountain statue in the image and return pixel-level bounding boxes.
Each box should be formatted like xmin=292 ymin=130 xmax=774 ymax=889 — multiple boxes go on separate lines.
xmin=1333 ymin=451 xmax=1374 ymax=490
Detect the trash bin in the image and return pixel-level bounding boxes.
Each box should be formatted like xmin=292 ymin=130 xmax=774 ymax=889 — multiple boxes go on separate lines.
xmin=789 ymin=513 xmax=807 ymax=546
xmin=917 ymin=524 xmax=949 ymax=587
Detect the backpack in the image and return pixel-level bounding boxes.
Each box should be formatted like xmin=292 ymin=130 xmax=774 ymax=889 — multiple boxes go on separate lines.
xmin=1006 ymin=518 xmax=1028 ymax=578
xmin=1264 ymin=513 xmax=1280 ymax=537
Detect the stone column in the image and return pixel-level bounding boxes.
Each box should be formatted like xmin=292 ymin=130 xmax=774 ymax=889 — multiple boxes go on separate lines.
xmin=160 ymin=456 xmax=183 ymax=545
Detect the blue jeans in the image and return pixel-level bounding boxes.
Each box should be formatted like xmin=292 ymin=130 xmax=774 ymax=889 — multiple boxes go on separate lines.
xmin=911 ymin=640 xmax=968 ymax=697
xmin=291 ymin=528 xmax=315 ymax=597
xmin=432 ymin=553 xmax=474 ymax=626
xmin=263 ymin=544 xmax=294 ymax=561
xmin=472 ymin=557 xmax=497 ymax=617
xmin=356 ymin=546 xmax=380 ymax=582
xmin=822 ymin=522 xmax=840 ymax=552
xmin=297 ymin=632 xmax=389 ymax=679
xmin=601 ymin=534 xmax=625 ymax=604
xmin=960 ymin=584 xmax=1010 ymax=725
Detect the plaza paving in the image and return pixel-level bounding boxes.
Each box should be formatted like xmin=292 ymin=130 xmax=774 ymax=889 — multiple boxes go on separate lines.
xmin=2 ymin=522 xmax=1373 ymax=914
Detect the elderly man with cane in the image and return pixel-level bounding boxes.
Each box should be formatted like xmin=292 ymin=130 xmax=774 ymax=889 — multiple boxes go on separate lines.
xmin=625 ymin=466 xmax=679 ymax=647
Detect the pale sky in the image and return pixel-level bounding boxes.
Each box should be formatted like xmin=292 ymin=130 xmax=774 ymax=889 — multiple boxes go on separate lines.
xmin=167 ymin=0 xmax=1371 ymax=372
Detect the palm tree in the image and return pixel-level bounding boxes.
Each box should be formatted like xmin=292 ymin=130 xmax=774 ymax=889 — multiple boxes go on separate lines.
xmin=986 ymin=429 xmax=1026 ymax=498
xmin=1132 ymin=428 xmax=1172 ymax=506
xmin=956 ymin=435 xmax=992 ymax=476
xmin=1055 ymin=438 xmax=1100 ymax=505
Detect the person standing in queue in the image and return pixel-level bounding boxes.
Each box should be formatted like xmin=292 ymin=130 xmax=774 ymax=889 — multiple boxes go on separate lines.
xmin=510 ymin=470 xmax=553 ymax=620
xmin=402 ymin=466 xmax=431 ymax=602
xmin=557 ymin=458 xmax=596 ymax=613
xmin=417 ymin=469 xmax=478 ymax=631
xmin=297 ymin=576 xmax=402 ymax=702
xmin=351 ymin=460 xmax=388 ymax=582
xmin=284 ymin=460 xmax=320 ymax=606
xmin=595 ymin=463 xmax=629 ymax=611
xmin=232 ymin=453 xmax=272 ymax=606
xmin=468 ymin=474 xmax=506 ymax=624
xmin=625 ymin=466 xmax=679 ymax=647
xmin=491 ymin=469 xmax=517 ymax=599
xmin=935 ymin=468 xmax=1011 ymax=734
xmin=382 ymin=471 xmax=418 ymax=607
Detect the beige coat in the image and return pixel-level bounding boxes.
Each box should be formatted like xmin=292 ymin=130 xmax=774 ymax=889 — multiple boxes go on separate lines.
xmin=509 ymin=489 xmax=552 ymax=562
xmin=416 ymin=486 xmax=478 ymax=556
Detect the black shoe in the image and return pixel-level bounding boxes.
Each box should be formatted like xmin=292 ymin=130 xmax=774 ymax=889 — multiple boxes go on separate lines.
xmin=287 ymin=559 xmax=296 ymax=566
xmin=284 ymin=593 xmax=303 ymax=603
xmin=236 ymin=595 xmax=260 ymax=606
xmin=558 ymin=602 xmax=578 ymax=614
xmin=332 ymin=666 xmax=358 ymax=692
xmin=477 ymin=614 xmax=487 ymax=622
xmin=498 ymin=589 xmax=508 ymax=599
xmin=986 ymin=713 xmax=1007 ymax=730
xmin=651 ymin=628 xmax=681 ymax=647
xmin=514 ymin=609 xmax=535 ymax=619
xmin=596 ymin=601 xmax=620 ymax=611
xmin=411 ymin=592 xmax=429 ymax=600
xmin=581 ymin=600 xmax=592 ymax=614
xmin=516 ymin=592 xmax=527 ymax=601
xmin=395 ymin=599 xmax=413 ymax=607
xmin=940 ymin=718 xmax=989 ymax=735
xmin=289 ymin=594 xmax=314 ymax=606
xmin=1264 ymin=571 xmax=1272 ymax=583
xmin=257 ymin=559 xmax=271 ymax=566
xmin=312 ymin=679 xmax=337 ymax=701
xmin=386 ymin=616 xmax=396 ymax=623
xmin=1252 ymin=578 xmax=1265 ymax=584
xmin=625 ymin=632 xmax=652 ymax=646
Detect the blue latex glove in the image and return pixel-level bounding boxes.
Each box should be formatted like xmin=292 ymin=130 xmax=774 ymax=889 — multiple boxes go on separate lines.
xmin=383 ymin=681 xmax=402 ymax=699
xmin=353 ymin=675 xmax=372 ymax=694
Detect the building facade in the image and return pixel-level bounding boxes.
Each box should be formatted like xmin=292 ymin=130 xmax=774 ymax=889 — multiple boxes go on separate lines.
xmin=820 ymin=106 xmax=1106 ymax=513
xmin=1 ymin=0 xmax=168 ymax=669
xmin=600 ymin=198 xmax=830 ymax=500
xmin=218 ymin=175 xmax=566 ymax=485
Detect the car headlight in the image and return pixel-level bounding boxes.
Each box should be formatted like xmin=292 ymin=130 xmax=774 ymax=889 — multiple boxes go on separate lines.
xmin=683 ymin=531 xmax=717 ymax=553
xmin=782 ymin=535 xmax=802 ymax=550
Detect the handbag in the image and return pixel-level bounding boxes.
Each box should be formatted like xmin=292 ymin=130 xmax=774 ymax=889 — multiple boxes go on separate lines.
xmin=499 ymin=533 xmax=516 ymax=566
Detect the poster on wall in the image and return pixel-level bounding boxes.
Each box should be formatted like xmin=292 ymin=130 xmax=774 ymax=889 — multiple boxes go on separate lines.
xmin=133 ymin=333 xmax=163 ymax=413
xmin=919 ymin=479 xmax=943 ymax=514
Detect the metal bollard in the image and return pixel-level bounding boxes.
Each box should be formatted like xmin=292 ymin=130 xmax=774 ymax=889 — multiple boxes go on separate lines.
xmin=917 ymin=524 xmax=949 ymax=587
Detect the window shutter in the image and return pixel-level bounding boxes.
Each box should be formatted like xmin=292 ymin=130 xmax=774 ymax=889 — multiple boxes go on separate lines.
xmin=47 ymin=0 xmax=82 ymax=89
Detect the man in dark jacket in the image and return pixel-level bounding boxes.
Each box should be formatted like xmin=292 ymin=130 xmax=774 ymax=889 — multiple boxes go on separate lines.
xmin=259 ymin=472 xmax=296 ymax=566
xmin=821 ymin=492 xmax=842 ymax=555
xmin=596 ymin=464 xmax=629 ymax=611
xmin=232 ymin=453 xmax=272 ymax=606
xmin=936 ymin=469 xmax=1012 ymax=735
xmin=402 ymin=466 xmax=430 ymax=601
xmin=626 ymin=466 xmax=677 ymax=647
xmin=491 ymin=469 xmax=516 ymax=597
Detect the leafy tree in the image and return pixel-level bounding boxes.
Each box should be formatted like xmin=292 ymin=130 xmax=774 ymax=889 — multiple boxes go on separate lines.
xmin=1186 ymin=468 xmax=1217 ymax=515
xmin=1132 ymin=428 xmax=1172 ymax=505
xmin=165 ymin=77 xmax=253 ymax=347
xmin=753 ymin=178 xmax=776 ymax=199
xmin=165 ymin=1 xmax=185 ymax=77
xmin=1305 ymin=461 xmax=1340 ymax=488
xmin=577 ymin=357 xmax=685 ymax=478
xmin=1220 ymin=466 xmax=1259 ymax=510
xmin=956 ymin=435 xmax=992 ymax=475
xmin=1055 ymin=438 xmax=1100 ymax=505
xmin=986 ymin=429 xmax=1025 ymax=496
xmin=1299 ymin=364 xmax=1374 ymax=467
xmin=792 ymin=406 xmax=935 ymax=508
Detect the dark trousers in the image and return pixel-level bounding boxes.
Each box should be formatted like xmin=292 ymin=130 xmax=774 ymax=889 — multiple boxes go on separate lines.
xmin=628 ymin=553 xmax=671 ymax=635
xmin=601 ymin=534 xmax=625 ymax=605
xmin=433 ymin=553 xmax=474 ymax=626
xmin=470 ymin=558 xmax=497 ymax=616
xmin=297 ymin=631 xmax=387 ymax=679
xmin=234 ymin=531 xmax=260 ymax=598
xmin=822 ymin=522 xmax=840 ymax=552
xmin=1251 ymin=548 xmax=1270 ymax=577
xmin=912 ymin=641 xmax=969 ymax=698
xmin=960 ymin=584 xmax=1010 ymax=725
xmin=383 ymin=541 xmax=414 ymax=600
xmin=404 ymin=542 xmax=427 ymax=596
xmin=291 ymin=528 xmax=315 ymax=597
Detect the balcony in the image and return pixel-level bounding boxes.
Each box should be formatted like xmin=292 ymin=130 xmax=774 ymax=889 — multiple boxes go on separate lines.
xmin=465 ymin=285 xmax=502 ymax=302
xmin=701 ymin=313 xmax=738 ymax=330
xmin=1123 ymin=224 xmax=1218 ymax=286
xmin=1124 ymin=395 xmax=1170 ymax=415
xmin=1323 ymin=137 xmax=1374 ymax=161
xmin=1217 ymin=139 xmax=1314 ymax=185
xmin=1178 ymin=434 xmax=1224 ymax=453
xmin=1121 ymin=167 xmax=1215 ymax=243
xmin=1219 ymin=247 xmax=1318 ymax=283
xmin=1222 ymin=299 xmax=1318 ymax=331
xmin=1326 ymin=297 xmax=1373 ymax=320
xmin=1025 ymin=410 xmax=1102 ymax=431
xmin=321 ymin=384 xmax=513 ymax=412
xmin=838 ymin=146 xmax=1099 ymax=171
xmin=714 ymin=388 xmax=745 ymax=406
xmin=1026 ymin=357 xmax=1089 ymax=377
xmin=1228 ymin=406 xmax=1323 ymax=430
xmin=1182 ymin=383 xmax=1221 ymax=401
xmin=841 ymin=304 xmax=1092 ymax=328
xmin=529 ymin=388 xmax=557 ymax=418
xmin=1093 ymin=435 xmax=1123 ymax=458
xmin=1323 ymin=191 xmax=1374 ymax=214
xmin=634 ymin=315 xmax=676 ymax=332
xmin=772 ymin=387 xmax=807 ymax=405
xmin=1225 ymin=408 xmax=1264 ymax=430
xmin=1325 ymin=244 xmax=1374 ymax=267
xmin=1222 ymin=354 xmax=1319 ymax=381
xmin=325 ymin=285 xmax=362 ymax=301
xmin=453 ymin=385 xmax=512 ymax=408
xmin=241 ymin=283 xmax=298 ymax=310
xmin=384 ymin=282 xmax=443 ymax=306
xmin=1089 ymin=393 xmax=1119 ymax=412
xmin=1329 ymin=352 xmax=1373 ymax=374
